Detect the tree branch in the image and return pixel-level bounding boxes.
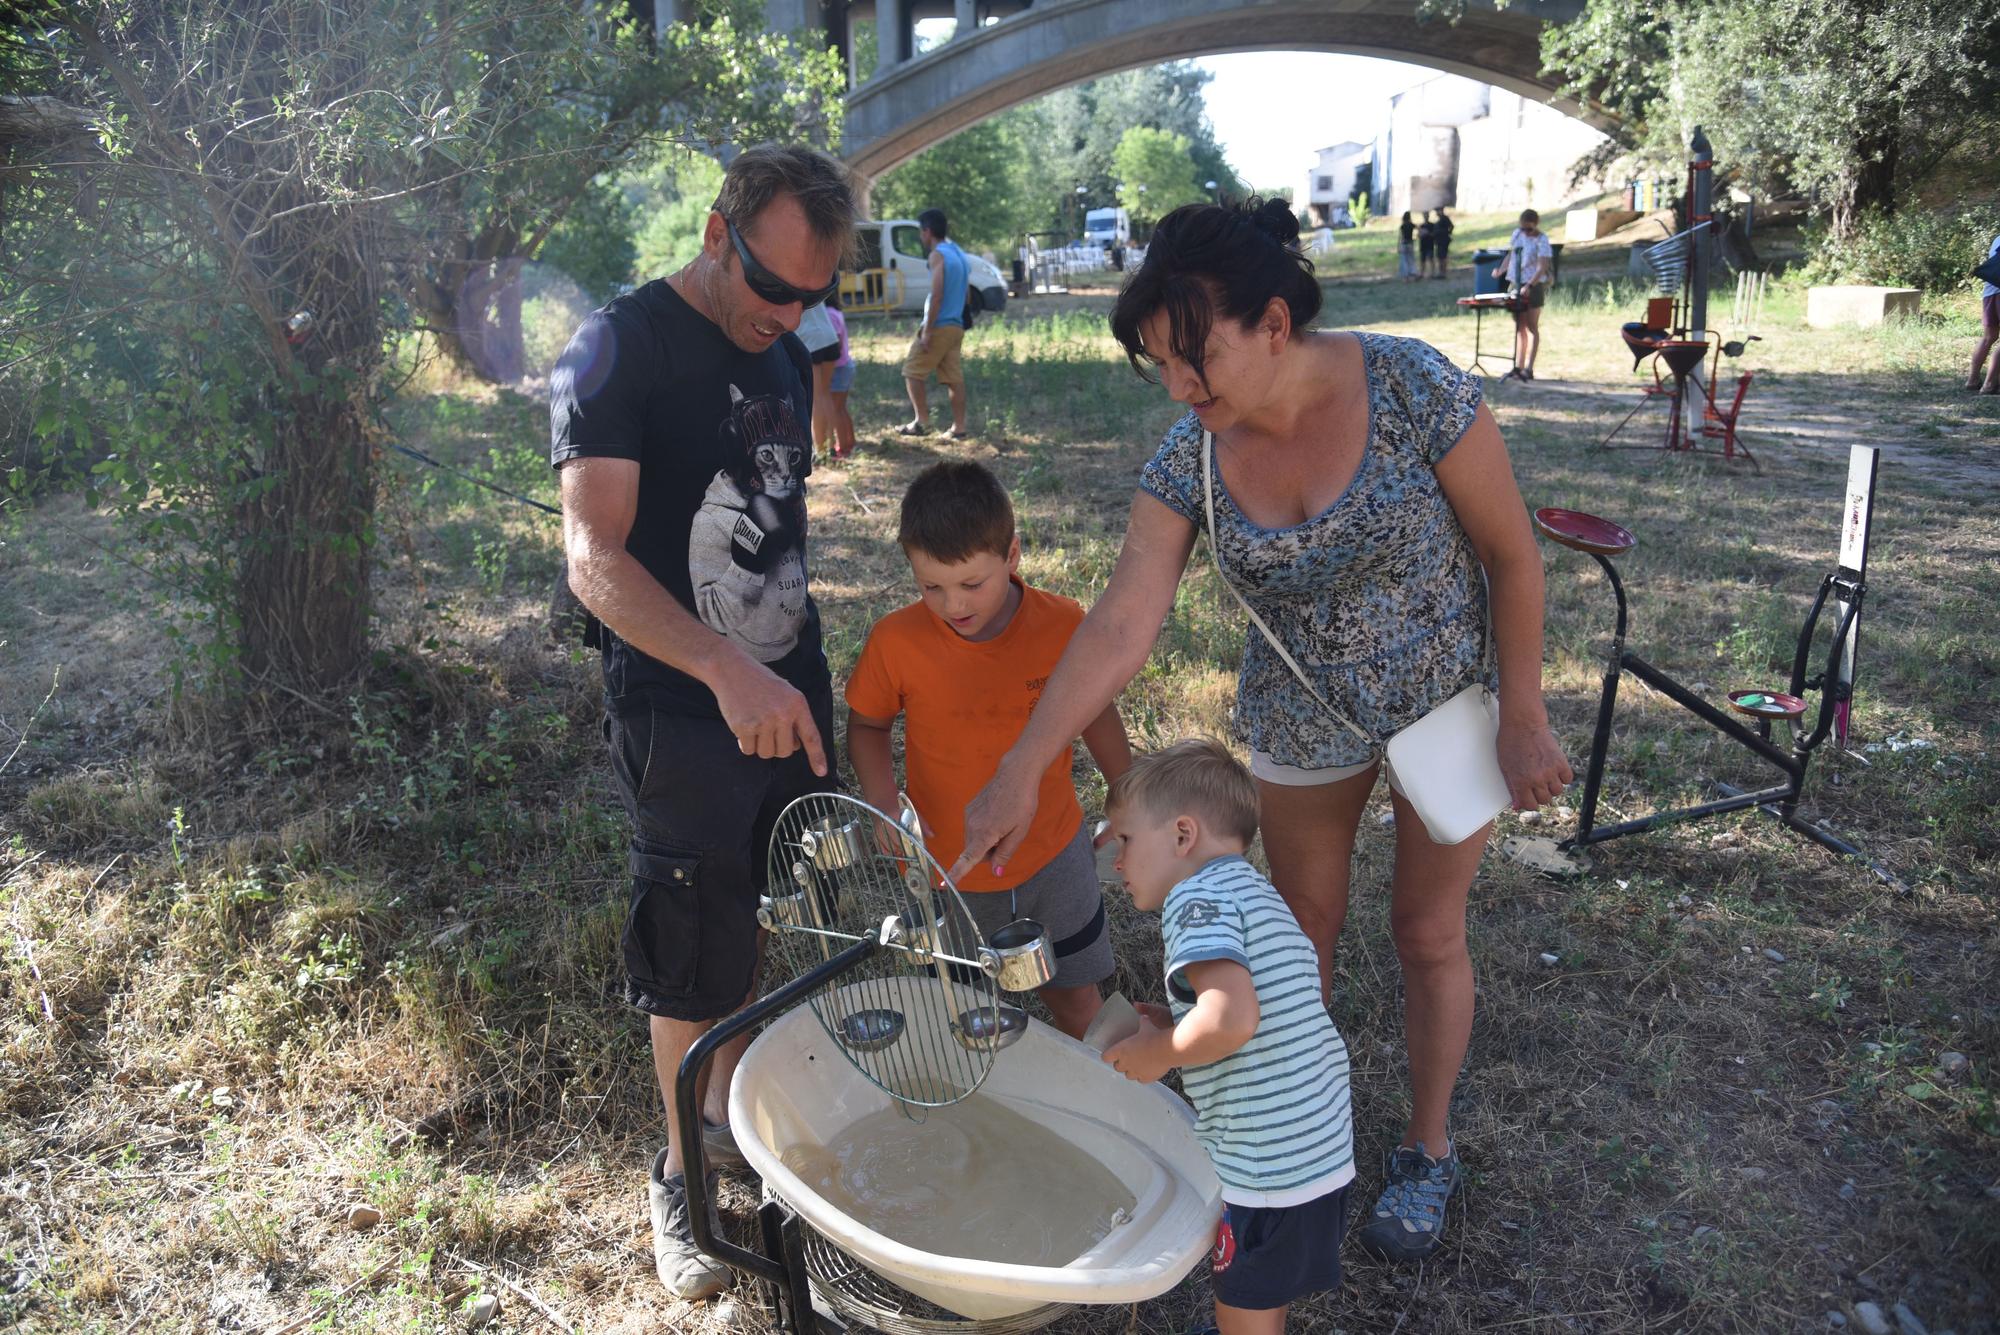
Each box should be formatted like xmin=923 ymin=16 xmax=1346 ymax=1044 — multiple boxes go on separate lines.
xmin=0 ymin=94 xmax=101 ymax=148
xmin=64 ymin=17 xmax=301 ymax=380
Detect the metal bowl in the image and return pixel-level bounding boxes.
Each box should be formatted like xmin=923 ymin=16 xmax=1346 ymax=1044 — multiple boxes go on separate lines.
xmin=760 ymin=889 xmax=810 ymax=928
xmin=836 ymin=1008 xmax=906 ymax=1053
xmin=802 ymin=816 xmax=866 ymax=871
xmin=951 ymin=1005 xmax=1027 ymax=1053
xmin=987 ymin=919 xmax=1054 ymax=994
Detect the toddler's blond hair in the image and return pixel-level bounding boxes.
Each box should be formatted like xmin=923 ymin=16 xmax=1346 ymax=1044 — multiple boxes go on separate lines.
xmin=1105 ymin=738 xmax=1259 ymax=846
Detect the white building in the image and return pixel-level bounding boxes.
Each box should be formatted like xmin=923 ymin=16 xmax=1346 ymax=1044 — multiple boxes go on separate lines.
xmin=1455 ymin=87 xmax=1611 ymax=213
xmin=1303 ymin=142 xmax=1371 ymax=227
xmin=1360 ymin=73 xmax=1611 ymax=220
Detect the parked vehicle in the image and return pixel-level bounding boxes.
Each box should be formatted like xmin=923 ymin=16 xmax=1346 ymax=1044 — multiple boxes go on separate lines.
xmin=845 ymin=219 xmax=1008 ymax=318
xmin=1084 ymin=206 xmax=1131 ymax=249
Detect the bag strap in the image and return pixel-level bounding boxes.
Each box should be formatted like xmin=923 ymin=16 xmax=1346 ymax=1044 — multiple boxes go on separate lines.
xmin=1199 ymin=430 xmax=1495 ymax=751
xmin=1202 ymin=430 xmax=1376 ymax=748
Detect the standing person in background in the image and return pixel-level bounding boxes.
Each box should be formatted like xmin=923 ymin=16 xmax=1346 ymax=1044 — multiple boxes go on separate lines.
xmin=799 ymin=299 xmax=841 ymax=455
xmin=1968 ymin=232 xmax=2000 ymax=394
xmin=899 ymin=207 xmax=973 ymax=440
xmin=1397 ymin=212 xmax=1418 ymax=281
xmin=551 ymin=143 xmax=852 ymax=1302
xmin=1433 ymin=208 xmax=1455 ymax=280
xmin=824 ymin=293 xmax=856 ymax=455
xmin=1417 ymin=211 xmax=1437 ymax=280
xmin=1499 ymin=209 xmax=1553 ymax=382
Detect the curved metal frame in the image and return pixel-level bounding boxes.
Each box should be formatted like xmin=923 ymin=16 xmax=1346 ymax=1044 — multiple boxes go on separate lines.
xmin=1550 ymin=520 xmax=1901 ymax=890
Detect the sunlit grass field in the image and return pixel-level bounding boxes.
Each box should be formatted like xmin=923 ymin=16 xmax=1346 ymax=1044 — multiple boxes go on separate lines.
xmin=3 ymin=257 xmax=1996 ymax=1334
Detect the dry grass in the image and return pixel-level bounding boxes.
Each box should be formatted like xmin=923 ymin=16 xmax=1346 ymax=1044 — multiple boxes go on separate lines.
xmin=2 ymin=248 xmax=1996 ymax=1334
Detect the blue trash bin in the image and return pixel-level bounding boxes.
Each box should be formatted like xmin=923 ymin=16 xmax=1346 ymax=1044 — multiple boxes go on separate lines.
xmin=1472 ymin=249 xmax=1507 ymax=295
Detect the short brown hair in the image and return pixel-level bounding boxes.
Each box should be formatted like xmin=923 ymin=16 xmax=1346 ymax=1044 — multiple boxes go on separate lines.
xmin=714 ymin=143 xmax=857 ymax=265
xmin=1106 ymin=738 xmax=1259 ymax=846
xmin=897 ymin=461 xmax=1015 ymax=564
xmin=1519 ymin=208 xmax=1540 ymax=225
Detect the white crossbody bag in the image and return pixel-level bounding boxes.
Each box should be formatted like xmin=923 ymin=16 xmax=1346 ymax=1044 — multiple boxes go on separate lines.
xmin=1202 ymin=431 xmax=1511 ymax=845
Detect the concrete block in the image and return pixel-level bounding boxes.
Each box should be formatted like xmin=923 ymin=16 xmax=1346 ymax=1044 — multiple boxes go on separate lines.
xmin=1806 ymin=285 xmax=1921 ymax=328
xmin=1566 ymin=207 xmax=1640 ymax=241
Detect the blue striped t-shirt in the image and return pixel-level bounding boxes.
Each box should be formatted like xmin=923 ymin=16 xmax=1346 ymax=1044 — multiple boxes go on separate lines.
xmin=1162 ymin=855 xmax=1354 ymax=1207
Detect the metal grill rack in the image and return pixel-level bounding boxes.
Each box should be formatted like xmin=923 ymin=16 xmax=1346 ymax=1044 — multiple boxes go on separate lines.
xmin=791 ymin=1213 xmax=1073 ymax=1335
xmin=676 ymin=791 xmax=1047 ymax=1334
xmin=760 ymin=793 xmax=1010 ymax=1110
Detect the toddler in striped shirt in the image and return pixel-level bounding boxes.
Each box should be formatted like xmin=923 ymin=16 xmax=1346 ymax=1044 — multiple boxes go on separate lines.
xmin=1101 ymin=738 xmax=1354 ymax=1335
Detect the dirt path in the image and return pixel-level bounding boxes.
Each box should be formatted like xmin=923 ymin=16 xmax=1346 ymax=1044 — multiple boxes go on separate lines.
xmin=1485 ymin=371 xmax=2000 ymax=493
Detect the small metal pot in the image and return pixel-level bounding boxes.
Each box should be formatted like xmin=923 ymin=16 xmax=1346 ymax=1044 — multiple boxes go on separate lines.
xmin=800 ymin=816 xmax=865 ymax=871
xmin=759 ymin=889 xmax=810 ymax=929
xmin=986 ymin=918 xmax=1054 ymax=994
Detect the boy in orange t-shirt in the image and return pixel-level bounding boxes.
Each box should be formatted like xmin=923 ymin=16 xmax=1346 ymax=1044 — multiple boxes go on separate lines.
xmin=847 ymin=461 xmax=1131 ymax=1038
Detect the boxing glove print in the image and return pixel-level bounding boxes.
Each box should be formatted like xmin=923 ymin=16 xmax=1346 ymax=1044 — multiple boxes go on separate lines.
xmin=730 ymin=493 xmax=797 ymax=573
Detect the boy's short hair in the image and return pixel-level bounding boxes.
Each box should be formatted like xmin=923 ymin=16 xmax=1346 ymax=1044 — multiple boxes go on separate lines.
xmin=1519 ymin=208 xmax=1540 ymax=225
xmin=918 ymin=207 xmax=949 ymax=239
xmin=897 ymin=460 xmax=1015 ymax=564
xmin=1107 ymin=738 xmax=1259 ymax=846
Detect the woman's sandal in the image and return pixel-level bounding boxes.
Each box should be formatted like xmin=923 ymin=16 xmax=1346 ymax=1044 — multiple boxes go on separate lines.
xmin=895 ymin=421 xmax=929 ymax=436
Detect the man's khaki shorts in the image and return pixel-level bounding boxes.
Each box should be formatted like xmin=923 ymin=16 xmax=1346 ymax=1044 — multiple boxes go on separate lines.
xmin=903 ymin=323 xmax=965 ymax=388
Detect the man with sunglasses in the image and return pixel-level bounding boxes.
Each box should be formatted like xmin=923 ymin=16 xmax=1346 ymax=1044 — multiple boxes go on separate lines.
xmin=550 ymin=144 xmax=854 ymax=1301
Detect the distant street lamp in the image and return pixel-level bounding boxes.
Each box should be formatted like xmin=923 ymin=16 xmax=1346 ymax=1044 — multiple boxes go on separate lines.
xmin=1205 ymin=178 xmax=1219 ymax=202
xmin=1073 ymin=183 xmax=1088 ymax=240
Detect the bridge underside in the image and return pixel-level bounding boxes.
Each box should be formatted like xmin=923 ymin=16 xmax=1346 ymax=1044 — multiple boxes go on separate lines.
xmin=838 ymin=0 xmax=1595 ymax=182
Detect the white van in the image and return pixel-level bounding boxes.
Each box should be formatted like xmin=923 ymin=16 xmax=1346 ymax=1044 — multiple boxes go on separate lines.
xmin=1084 ymin=206 xmax=1131 ymax=248
xmin=848 ymin=219 xmax=1009 ymax=318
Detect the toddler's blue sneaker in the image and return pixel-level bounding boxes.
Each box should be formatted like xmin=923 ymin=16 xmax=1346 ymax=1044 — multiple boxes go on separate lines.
xmin=1355 ymin=1141 xmax=1459 ymax=1262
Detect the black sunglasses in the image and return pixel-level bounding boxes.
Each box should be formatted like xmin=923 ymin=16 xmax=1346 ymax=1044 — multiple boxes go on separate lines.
xmin=724 ymin=215 xmax=840 ymax=309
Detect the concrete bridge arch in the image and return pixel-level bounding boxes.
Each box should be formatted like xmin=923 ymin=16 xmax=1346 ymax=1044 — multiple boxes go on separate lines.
xmin=789 ymin=0 xmax=1599 ymax=183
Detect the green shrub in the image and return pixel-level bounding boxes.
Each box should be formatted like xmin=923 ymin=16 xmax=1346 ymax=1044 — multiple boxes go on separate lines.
xmin=1801 ymin=207 xmax=1997 ymax=295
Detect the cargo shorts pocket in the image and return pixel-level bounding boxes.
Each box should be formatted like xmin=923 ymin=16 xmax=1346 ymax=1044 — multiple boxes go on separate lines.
xmin=623 ymin=841 xmax=702 ymax=1002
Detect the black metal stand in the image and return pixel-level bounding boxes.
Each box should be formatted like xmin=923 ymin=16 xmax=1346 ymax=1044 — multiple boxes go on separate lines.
xmin=1560 ymin=550 xmax=1902 ymax=889
xmin=676 ymin=936 xmax=878 ymax=1334
xmin=1460 ymin=298 xmax=1518 ymax=378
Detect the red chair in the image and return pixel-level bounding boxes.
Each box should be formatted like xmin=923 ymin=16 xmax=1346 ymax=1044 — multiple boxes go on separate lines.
xmin=1702 ymin=369 xmax=1754 ymax=457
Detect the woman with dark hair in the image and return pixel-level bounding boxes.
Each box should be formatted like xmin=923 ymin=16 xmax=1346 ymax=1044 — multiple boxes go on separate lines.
xmin=1433 ymin=207 xmax=1455 ymax=279
xmin=1417 ymin=209 xmax=1437 ymax=278
xmin=951 ymin=198 xmax=1571 ymax=1276
xmin=1397 ymin=211 xmax=1418 ymax=281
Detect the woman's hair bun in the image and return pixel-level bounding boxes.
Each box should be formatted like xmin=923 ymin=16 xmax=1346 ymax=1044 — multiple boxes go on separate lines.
xmin=1248 ymin=196 xmax=1301 ymax=247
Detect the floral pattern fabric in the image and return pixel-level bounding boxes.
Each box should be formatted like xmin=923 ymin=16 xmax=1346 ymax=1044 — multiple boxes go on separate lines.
xmin=1139 ymin=332 xmax=1492 ymax=769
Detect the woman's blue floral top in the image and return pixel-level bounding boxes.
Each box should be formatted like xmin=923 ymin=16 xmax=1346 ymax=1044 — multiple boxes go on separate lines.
xmin=1139 ymin=332 xmax=1494 ymax=769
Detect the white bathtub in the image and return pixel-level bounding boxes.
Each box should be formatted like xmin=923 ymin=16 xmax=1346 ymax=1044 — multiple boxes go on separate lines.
xmin=729 ymin=975 xmax=1223 ymax=1320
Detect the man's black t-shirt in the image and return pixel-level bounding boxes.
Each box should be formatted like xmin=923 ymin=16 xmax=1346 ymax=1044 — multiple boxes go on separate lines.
xmin=549 ymin=279 xmax=827 ymax=717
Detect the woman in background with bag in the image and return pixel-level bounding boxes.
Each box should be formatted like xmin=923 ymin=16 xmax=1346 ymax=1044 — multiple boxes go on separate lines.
xmin=950 ymin=198 xmax=1570 ymax=1266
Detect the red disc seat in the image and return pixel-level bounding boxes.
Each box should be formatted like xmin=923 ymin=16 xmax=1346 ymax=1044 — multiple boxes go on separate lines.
xmin=1727 ymin=689 xmax=1807 ymax=721
xmin=1533 ymin=508 xmax=1637 ymax=556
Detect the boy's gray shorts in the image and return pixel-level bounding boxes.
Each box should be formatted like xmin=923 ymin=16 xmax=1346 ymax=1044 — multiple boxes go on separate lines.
xmin=959 ymin=823 xmax=1114 ymax=991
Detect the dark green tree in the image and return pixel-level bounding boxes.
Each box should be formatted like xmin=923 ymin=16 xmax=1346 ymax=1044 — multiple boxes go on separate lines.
xmin=1111 ymin=127 xmax=1205 ymax=226
xmin=1012 ymin=63 xmax=1244 ymax=234
xmin=3 ymin=1 xmax=840 ymax=698
xmin=871 ymin=118 xmax=1032 ymax=250
xmin=1543 ymin=0 xmax=2000 ymax=243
